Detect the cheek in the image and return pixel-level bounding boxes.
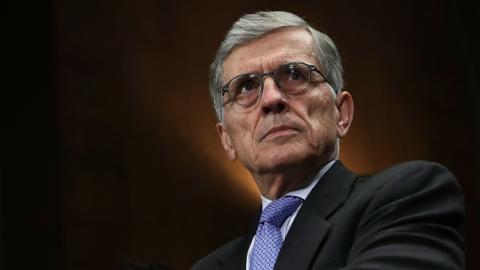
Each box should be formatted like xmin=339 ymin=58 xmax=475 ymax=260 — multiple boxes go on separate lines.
xmin=224 ymin=119 xmax=259 ymax=171
xmin=225 ymin=116 xmax=254 ymax=149
xmin=306 ymin=92 xmax=337 ymax=126
xmin=302 ymin=91 xmax=338 ymax=144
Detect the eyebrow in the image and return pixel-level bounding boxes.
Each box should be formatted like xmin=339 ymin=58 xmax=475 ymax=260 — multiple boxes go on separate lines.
xmin=236 ymin=58 xmax=311 ymax=76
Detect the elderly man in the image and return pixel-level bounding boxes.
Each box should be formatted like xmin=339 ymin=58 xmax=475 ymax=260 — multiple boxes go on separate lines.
xmin=192 ymin=11 xmax=465 ymax=270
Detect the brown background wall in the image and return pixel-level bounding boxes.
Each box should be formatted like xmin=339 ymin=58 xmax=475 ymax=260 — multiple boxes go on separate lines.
xmin=3 ymin=0 xmax=479 ymax=269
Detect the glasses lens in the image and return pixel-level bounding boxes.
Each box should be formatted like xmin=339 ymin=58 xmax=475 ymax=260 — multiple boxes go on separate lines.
xmin=275 ymin=63 xmax=310 ymax=93
xmin=228 ymin=74 xmax=261 ymax=106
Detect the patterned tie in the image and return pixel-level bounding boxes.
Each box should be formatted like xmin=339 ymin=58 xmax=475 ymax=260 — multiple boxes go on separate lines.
xmin=250 ymin=195 xmax=304 ymax=270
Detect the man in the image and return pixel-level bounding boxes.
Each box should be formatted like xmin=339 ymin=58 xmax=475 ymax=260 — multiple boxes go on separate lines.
xmin=192 ymin=11 xmax=465 ymax=270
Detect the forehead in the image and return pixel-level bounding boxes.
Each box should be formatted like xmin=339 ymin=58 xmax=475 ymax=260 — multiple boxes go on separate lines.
xmin=223 ymin=27 xmax=316 ymax=82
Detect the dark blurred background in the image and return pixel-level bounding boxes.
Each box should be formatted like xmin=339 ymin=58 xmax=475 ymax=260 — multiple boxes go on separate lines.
xmin=3 ymin=0 xmax=479 ymax=269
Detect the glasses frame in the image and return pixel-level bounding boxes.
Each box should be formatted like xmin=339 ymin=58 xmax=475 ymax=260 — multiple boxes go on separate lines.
xmin=221 ymin=61 xmax=331 ymax=107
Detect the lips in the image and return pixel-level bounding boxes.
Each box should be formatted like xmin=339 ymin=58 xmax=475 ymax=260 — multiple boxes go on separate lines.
xmin=261 ymin=125 xmax=299 ymax=141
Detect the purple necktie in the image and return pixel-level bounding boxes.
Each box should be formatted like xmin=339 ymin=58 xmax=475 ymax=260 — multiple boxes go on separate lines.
xmin=250 ymin=195 xmax=304 ymax=270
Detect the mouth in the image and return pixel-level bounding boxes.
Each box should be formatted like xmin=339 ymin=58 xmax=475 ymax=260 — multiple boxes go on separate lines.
xmin=261 ymin=125 xmax=299 ymax=141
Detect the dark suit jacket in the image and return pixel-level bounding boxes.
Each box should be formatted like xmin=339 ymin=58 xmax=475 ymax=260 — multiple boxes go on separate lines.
xmin=192 ymin=160 xmax=465 ymax=270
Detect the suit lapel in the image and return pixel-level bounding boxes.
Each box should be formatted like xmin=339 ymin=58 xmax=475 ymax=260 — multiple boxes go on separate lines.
xmin=274 ymin=161 xmax=357 ymax=270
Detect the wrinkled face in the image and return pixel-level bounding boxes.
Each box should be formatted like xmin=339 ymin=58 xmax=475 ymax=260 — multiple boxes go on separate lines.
xmin=218 ymin=27 xmax=347 ymax=175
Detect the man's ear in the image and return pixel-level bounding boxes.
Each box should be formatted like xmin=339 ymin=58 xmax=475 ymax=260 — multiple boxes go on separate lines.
xmin=216 ymin=122 xmax=237 ymax=160
xmin=335 ymin=91 xmax=354 ymax=138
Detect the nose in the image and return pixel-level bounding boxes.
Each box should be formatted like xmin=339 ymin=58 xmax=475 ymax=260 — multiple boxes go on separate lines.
xmin=260 ymin=77 xmax=288 ymax=115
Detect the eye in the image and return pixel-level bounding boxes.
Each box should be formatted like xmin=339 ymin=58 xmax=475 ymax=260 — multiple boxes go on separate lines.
xmin=287 ymin=66 xmax=308 ymax=81
xmin=231 ymin=75 xmax=260 ymax=96
xmin=276 ymin=63 xmax=310 ymax=88
xmin=239 ymin=80 xmax=257 ymax=93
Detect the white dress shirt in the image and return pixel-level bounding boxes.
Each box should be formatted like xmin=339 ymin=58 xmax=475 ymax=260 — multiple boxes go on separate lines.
xmin=245 ymin=159 xmax=336 ymax=270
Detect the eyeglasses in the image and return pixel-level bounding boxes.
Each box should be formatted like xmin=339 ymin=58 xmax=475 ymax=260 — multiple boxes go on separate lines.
xmin=221 ymin=62 xmax=330 ymax=107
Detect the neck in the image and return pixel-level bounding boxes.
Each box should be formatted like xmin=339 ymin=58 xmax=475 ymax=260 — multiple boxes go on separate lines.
xmin=252 ymin=159 xmax=331 ymax=200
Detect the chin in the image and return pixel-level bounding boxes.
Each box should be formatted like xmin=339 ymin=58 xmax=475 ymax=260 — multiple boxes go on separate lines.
xmin=254 ymin=146 xmax=317 ymax=174
xmin=254 ymin=138 xmax=338 ymax=172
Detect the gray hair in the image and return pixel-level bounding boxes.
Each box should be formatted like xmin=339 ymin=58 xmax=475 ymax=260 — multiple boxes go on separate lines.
xmin=209 ymin=11 xmax=344 ymax=122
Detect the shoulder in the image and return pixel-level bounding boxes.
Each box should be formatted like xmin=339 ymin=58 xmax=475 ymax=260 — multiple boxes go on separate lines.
xmin=348 ymin=160 xmax=465 ymax=242
xmin=342 ymin=161 xmax=465 ymax=269
xmin=191 ymin=236 xmax=247 ymax=270
xmin=373 ymin=160 xmax=456 ymax=180
xmin=355 ymin=160 xmax=463 ymax=197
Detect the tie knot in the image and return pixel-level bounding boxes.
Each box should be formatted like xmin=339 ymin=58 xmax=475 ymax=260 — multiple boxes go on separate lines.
xmin=260 ymin=196 xmax=303 ymax=227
